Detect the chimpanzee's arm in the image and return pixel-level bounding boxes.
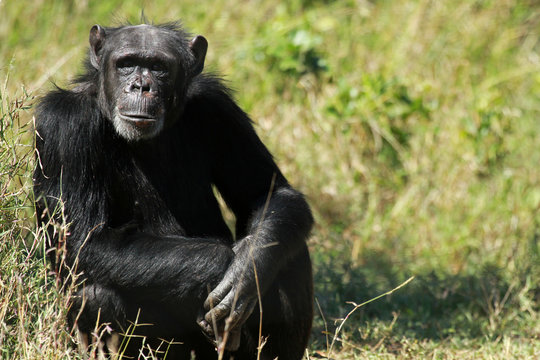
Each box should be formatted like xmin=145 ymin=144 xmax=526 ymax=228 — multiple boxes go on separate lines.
xmin=188 ymin=77 xmax=314 ymax=336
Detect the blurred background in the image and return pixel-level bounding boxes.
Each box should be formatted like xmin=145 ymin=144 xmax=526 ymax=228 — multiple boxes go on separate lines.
xmin=1 ymin=0 xmax=539 ymax=358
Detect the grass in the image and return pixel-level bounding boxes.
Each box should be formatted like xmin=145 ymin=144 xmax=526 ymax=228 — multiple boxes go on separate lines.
xmin=1 ymin=0 xmax=539 ymax=358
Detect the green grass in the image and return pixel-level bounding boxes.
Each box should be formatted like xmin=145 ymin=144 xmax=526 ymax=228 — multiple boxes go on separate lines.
xmin=1 ymin=0 xmax=539 ymax=358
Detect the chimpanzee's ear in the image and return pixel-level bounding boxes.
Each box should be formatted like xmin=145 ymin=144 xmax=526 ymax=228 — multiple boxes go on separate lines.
xmin=89 ymin=25 xmax=106 ymax=69
xmin=189 ymin=35 xmax=208 ymax=76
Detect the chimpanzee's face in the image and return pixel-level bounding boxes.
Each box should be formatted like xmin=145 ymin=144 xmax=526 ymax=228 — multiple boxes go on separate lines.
xmin=89 ymin=24 xmax=207 ymax=141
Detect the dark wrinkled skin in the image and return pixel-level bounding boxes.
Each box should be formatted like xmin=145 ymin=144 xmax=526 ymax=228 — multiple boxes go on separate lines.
xmin=34 ymin=22 xmax=313 ymax=360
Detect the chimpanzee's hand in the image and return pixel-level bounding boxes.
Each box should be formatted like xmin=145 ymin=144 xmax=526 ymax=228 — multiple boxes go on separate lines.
xmin=198 ymin=239 xmax=262 ymax=351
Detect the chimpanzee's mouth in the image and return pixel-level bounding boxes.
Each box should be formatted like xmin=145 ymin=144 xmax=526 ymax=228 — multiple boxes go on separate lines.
xmin=120 ymin=113 xmax=157 ymax=128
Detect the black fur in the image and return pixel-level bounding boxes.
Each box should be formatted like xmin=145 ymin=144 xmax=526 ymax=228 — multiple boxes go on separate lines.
xmin=34 ymin=22 xmax=313 ymax=359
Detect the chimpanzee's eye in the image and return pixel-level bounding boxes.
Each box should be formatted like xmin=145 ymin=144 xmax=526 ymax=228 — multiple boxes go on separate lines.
xmin=117 ymin=59 xmax=135 ymax=70
xmin=151 ymin=62 xmax=167 ymax=72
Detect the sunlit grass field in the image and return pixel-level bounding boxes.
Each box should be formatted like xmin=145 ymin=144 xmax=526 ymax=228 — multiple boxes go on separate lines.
xmin=1 ymin=0 xmax=539 ymax=358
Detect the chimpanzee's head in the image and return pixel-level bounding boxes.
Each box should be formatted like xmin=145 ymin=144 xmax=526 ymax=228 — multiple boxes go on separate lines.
xmin=89 ymin=24 xmax=207 ymax=141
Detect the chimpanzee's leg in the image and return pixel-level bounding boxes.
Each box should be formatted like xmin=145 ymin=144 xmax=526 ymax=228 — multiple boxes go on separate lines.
xmin=69 ymin=237 xmax=235 ymax=359
xmin=232 ymin=245 xmax=313 ymax=360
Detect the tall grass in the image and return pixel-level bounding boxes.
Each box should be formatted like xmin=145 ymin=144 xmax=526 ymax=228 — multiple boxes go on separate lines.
xmin=0 ymin=82 xmax=76 ymax=358
xmin=1 ymin=0 xmax=539 ymax=358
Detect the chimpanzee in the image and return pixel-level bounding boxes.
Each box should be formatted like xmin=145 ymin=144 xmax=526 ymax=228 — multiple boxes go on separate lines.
xmin=33 ymin=22 xmax=313 ymax=359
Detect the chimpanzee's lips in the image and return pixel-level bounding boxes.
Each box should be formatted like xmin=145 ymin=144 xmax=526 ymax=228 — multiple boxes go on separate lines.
xmin=120 ymin=113 xmax=157 ymax=129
